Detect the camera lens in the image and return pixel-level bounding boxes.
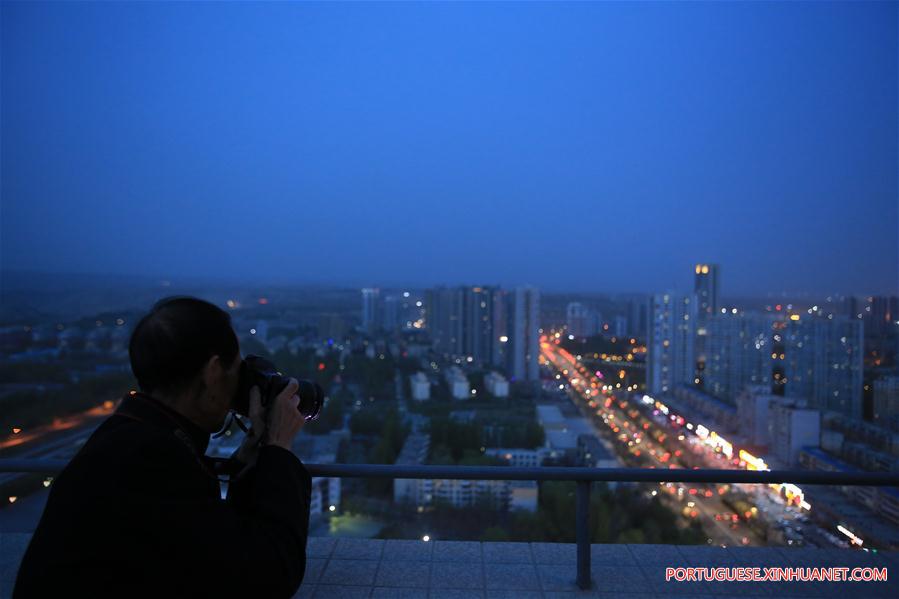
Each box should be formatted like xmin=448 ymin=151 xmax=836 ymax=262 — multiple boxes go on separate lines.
xmin=234 ymin=355 xmax=325 ymax=420
xmin=296 ymin=380 xmax=324 ymax=421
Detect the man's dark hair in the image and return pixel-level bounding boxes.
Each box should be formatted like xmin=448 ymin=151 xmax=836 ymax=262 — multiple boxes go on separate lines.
xmin=129 ymin=296 xmax=240 ymax=395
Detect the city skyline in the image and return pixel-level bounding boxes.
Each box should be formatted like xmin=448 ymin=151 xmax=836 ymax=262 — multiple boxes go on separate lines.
xmin=4 ymin=1 xmax=899 ymax=584
xmin=1 ymin=263 xmax=896 ymax=305
xmin=2 ymin=1 xmax=897 ymax=296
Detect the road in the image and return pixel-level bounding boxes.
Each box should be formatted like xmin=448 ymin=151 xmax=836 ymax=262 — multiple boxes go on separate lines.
xmin=0 ymin=402 xmax=117 ymax=491
xmin=542 ymin=336 xmax=764 ymax=546
xmin=0 ymin=400 xmax=117 ymax=452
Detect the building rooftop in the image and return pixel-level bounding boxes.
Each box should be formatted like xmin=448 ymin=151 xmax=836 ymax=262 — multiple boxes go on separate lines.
xmin=536 ymin=405 xmax=565 ymax=427
xmin=3 ymin=534 xmax=897 ymax=598
xmin=802 ymin=446 xmax=859 ymax=472
xmin=674 ymin=385 xmax=738 ymax=414
xmin=395 ymin=433 xmax=430 ymax=466
xmin=804 ymin=485 xmax=899 ymax=549
xmin=578 ymin=434 xmax=617 ymax=463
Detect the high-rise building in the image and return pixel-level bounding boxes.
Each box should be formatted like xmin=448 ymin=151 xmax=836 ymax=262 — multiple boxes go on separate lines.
xmin=425 ymin=285 xmax=539 ymax=380
xmin=398 ymin=291 xmax=425 ymax=330
xmin=694 ymin=264 xmax=720 ymax=324
xmin=841 ymin=295 xmax=863 ymax=320
xmin=613 ymin=315 xmax=628 ymax=338
xmin=704 ymin=310 xmax=775 ymax=404
xmin=566 ymin=302 xmax=600 ymax=338
xmin=864 ymin=296 xmax=899 ymax=368
xmin=491 ymin=289 xmax=509 ymax=367
xmin=693 ymin=264 xmax=720 ymax=384
xmin=627 ymin=296 xmax=650 ymax=339
xmin=463 ymin=286 xmax=500 ymax=366
xmin=361 ymin=288 xmax=380 ymax=333
xmin=866 ymin=296 xmax=899 ymax=339
xmin=509 ymin=286 xmax=540 ymax=381
xmin=382 ymin=295 xmax=400 ymax=331
xmin=647 ymin=293 xmax=695 ymax=395
xmin=425 ymin=285 xmax=503 ymax=367
xmin=782 ymin=314 xmax=864 ymax=419
xmin=425 ymin=287 xmax=465 ymax=358
xmin=873 ymin=375 xmax=899 ymax=427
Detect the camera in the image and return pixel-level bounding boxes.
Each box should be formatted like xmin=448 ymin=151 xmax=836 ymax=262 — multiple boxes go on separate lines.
xmin=233 ymin=354 xmax=324 ymax=421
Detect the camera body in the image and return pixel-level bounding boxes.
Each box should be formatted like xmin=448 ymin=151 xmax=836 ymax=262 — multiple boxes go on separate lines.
xmin=233 ymin=354 xmax=324 ymax=421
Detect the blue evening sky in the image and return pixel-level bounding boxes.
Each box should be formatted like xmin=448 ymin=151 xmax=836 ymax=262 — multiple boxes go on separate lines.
xmin=2 ymin=1 xmax=897 ymax=296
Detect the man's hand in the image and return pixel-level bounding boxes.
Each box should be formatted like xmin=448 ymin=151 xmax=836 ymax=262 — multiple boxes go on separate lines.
xmin=233 ymin=385 xmax=266 ymax=468
xmin=265 ymin=378 xmax=306 ymax=451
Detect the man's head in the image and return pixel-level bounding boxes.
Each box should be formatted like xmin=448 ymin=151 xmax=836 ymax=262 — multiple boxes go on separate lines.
xmin=129 ymin=296 xmax=241 ymax=432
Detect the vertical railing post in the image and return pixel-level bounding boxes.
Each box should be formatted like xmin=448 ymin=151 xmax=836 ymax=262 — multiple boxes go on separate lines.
xmin=576 ymin=480 xmax=591 ymax=590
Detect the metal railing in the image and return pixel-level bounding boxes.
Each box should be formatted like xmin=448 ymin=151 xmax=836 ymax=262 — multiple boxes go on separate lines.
xmin=2 ymin=458 xmax=898 ymax=590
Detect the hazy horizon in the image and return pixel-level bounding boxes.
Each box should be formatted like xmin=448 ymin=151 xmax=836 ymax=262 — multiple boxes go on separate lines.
xmin=0 ymin=266 xmax=890 ymax=301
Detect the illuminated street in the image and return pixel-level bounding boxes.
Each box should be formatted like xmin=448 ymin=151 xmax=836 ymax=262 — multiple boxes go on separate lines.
xmin=540 ymin=333 xmax=826 ymax=548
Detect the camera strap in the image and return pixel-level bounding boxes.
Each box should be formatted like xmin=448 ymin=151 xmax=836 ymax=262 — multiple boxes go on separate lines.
xmin=113 ymin=393 xmax=221 ymax=481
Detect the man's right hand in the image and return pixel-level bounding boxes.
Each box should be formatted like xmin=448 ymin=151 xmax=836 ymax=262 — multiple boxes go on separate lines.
xmin=265 ymin=378 xmax=306 ymax=451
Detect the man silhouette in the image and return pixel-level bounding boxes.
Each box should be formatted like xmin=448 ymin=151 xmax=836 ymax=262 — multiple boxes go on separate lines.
xmin=15 ymin=297 xmax=311 ymax=598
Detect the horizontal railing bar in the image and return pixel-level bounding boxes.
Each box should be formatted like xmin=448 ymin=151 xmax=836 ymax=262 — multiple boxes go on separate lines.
xmin=1 ymin=458 xmax=898 ymax=486
xmin=0 ymin=459 xmax=68 ymax=474
xmin=304 ymin=463 xmax=899 ymax=485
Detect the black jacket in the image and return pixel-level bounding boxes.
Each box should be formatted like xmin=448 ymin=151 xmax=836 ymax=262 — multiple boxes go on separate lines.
xmin=14 ymin=392 xmax=312 ymax=598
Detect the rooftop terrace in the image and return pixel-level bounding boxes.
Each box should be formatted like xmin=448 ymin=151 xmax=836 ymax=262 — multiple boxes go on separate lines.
xmin=2 ymin=534 xmax=898 ymax=598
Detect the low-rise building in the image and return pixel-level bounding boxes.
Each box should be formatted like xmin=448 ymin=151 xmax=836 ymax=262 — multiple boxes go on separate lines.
xmin=799 ymin=446 xmax=899 ymax=545
xmin=484 ymin=372 xmax=509 ymax=398
xmin=293 ymin=432 xmax=343 ymax=521
xmin=394 ymin=434 xmax=520 ymax=510
xmin=486 ymin=448 xmax=552 ymax=468
xmin=536 ymin=405 xmax=566 ymax=430
xmin=672 ymin=384 xmax=740 ymax=434
xmin=410 ymin=372 xmax=431 ymax=401
xmin=577 ymin=434 xmax=620 ymax=488
xmin=576 ymin=434 xmax=619 ymax=469
xmin=768 ymin=400 xmax=820 ymax=466
xmin=509 ymin=481 xmax=538 ymax=512
xmin=393 ymin=434 xmax=432 ymax=505
xmin=737 ymin=385 xmax=777 ymax=447
xmin=445 ymin=366 xmax=471 ymax=400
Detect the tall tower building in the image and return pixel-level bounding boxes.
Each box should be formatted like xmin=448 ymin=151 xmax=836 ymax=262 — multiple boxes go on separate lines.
xmin=628 ymin=296 xmax=650 ymax=339
xmin=693 ymin=263 xmax=720 ymax=384
xmin=463 ymin=286 xmax=500 ymax=366
xmin=865 ymin=296 xmax=899 ymax=368
xmin=648 ymin=293 xmax=695 ymax=395
xmin=398 ymin=291 xmax=424 ymax=330
xmin=704 ymin=310 xmax=775 ymax=404
xmin=382 ymin=295 xmax=399 ymax=332
xmin=424 ymin=287 xmax=465 ymax=358
xmin=782 ymin=314 xmax=864 ymax=418
xmin=842 ymin=296 xmax=863 ymax=320
xmin=361 ymin=288 xmax=380 ymax=333
xmin=694 ymin=264 xmax=720 ymax=322
xmin=873 ymin=375 xmax=899 ymax=427
xmin=866 ymin=296 xmax=899 ymax=338
xmin=491 ymin=289 xmax=509 ymax=367
xmin=509 ymin=287 xmax=540 ymax=381
xmin=425 ymin=285 xmax=539 ymax=380
xmin=566 ymin=302 xmax=600 ymax=338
